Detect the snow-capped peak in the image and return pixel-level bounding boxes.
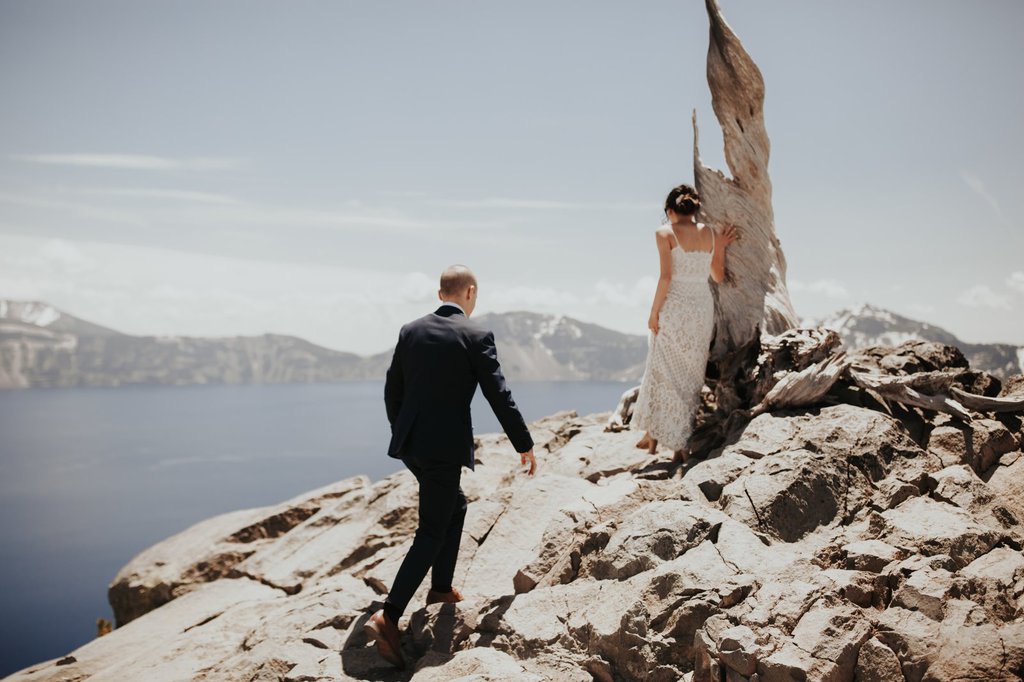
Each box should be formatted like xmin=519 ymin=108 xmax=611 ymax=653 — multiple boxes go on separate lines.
xmin=0 ymin=300 xmax=62 ymax=327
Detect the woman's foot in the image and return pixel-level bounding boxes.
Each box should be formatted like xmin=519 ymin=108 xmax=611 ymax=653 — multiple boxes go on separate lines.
xmin=647 ymin=438 xmax=658 ymax=455
xmin=635 ymin=433 xmax=653 ymax=450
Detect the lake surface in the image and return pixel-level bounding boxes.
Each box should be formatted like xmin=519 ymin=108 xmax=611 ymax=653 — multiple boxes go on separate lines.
xmin=0 ymin=380 xmax=631 ymax=677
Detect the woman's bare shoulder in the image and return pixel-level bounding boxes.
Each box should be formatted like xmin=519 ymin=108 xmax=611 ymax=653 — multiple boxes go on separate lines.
xmin=697 ymin=222 xmax=716 ymax=242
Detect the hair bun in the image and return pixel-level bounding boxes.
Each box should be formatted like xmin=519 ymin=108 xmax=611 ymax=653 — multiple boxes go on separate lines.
xmin=675 ymin=194 xmax=696 ymax=208
xmin=665 ymin=183 xmax=701 ymax=216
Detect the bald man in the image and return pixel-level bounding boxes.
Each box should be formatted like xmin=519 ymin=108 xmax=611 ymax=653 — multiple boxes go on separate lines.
xmin=364 ymin=265 xmax=536 ymax=669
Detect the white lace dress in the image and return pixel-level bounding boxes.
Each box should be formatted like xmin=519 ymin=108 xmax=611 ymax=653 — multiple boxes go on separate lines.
xmin=632 ymin=227 xmax=716 ymax=451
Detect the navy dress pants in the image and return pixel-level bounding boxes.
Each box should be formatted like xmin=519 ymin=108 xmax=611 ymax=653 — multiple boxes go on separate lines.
xmin=382 ymin=455 xmax=467 ymax=623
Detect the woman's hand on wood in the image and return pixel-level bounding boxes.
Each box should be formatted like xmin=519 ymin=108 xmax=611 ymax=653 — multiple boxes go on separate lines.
xmin=719 ymin=224 xmax=740 ymax=247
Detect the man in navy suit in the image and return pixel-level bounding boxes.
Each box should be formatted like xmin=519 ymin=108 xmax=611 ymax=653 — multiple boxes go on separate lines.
xmin=364 ymin=264 xmax=537 ymax=669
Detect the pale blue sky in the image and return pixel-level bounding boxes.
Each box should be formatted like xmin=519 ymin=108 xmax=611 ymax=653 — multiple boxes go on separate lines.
xmin=1 ymin=0 xmax=1022 ymax=353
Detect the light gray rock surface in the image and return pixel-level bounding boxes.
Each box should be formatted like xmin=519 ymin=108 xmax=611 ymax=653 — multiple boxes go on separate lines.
xmin=7 ymin=371 xmax=1024 ymax=682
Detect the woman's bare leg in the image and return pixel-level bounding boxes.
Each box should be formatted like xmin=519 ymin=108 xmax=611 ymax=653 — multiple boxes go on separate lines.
xmin=673 ymin=447 xmax=689 ymax=463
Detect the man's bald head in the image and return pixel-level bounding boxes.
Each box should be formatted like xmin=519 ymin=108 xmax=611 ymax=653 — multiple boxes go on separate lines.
xmin=439 ymin=265 xmax=477 ymax=298
xmin=438 ymin=264 xmax=478 ymax=317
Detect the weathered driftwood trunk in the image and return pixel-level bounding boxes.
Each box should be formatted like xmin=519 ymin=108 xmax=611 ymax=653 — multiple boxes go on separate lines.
xmin=696 ymin=0 xmax=799 ymax=354
xmin=688 ymin=0 xmax=800 ymax=451
xmin=609 ymin=0 xmax=799 ymax=447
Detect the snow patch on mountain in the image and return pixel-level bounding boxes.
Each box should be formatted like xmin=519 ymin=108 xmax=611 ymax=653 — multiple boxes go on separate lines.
xmin=809 ymin=301 xmax=1021 ymax=378
xmin=0 ymin=300 xmax=62 ymax=327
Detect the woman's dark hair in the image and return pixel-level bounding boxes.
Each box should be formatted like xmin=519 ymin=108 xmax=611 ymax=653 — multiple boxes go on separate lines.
xmin=664 ymin=184 xmax=701 ymax=216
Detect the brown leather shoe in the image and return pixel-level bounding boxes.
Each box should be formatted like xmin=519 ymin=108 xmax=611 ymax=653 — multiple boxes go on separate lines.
xmin=363 ymin=609 xmax=405 ymax=669
xmin=426 ymin=586 xmax=464 ymax=605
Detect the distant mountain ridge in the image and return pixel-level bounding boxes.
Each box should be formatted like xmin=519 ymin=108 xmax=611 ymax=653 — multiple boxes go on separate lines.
xmin=804 ymin=302 xmax=1024 ymax=379
xmin=0 ymin=301 xmax=647 ymax=389
xmin=0 ymin=299 xmax=1019 ymax=389
xmin=473 ymin=311 xmax=647 ymax=382
xmin=0 ymin=299 xmax=384 ymax=389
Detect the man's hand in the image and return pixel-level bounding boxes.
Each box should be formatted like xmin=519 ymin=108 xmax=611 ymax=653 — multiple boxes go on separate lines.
xmin=520 ymin=449 xmax=537 ymax=476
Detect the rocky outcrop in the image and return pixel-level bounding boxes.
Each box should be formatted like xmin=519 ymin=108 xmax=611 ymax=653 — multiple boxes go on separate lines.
xmin=7 ymin=337 xmax=1024 ymax=681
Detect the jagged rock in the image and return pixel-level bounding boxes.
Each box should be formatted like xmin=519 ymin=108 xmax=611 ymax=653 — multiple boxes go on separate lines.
xmin=985 ymin=450 xmax=1024 ymax=523
xmin=850 ymin=339 xmax=969 ymax=376
xmin=459 ymin=472 xmax=602 ymax=599
xmin=409 ymin=647 xmax=548 ymax=681
xmin=513 ymin=475 xmax=640 ymax=592
xmin=692 ymin=616 xmax=729 ymax=682
xmin=842 ymin=539 xmax=908 ymax=573
xmin=720 ymin=447 xmax=855 ymax=542
xmin=583 ymin=500 xmax=727 ymax=580
xmin=853 ymin=637 xmax=904 ymax=682
xmin=820 ymin=568 xmax=887 ymax=609
xmin=873 ymin=476 xmax=923 ymax=510
xmin=1002 ymin=374 xmax=1024 ymax=397
xmin=957 ymin=547 xmax=1024 ymax=623
xmin=928 ymin=418 xmax=1018 ymax=473
xmin=694 ymin=618 xmax=760 ymax=678
xmin=786 ymin=602 xmax=872 ymax=680
xmin=684 ymin=450 xmax=754 ymax=503
xmin=107 ymin=475 xmax=370 ymax=626
xmin=408 ymin=603 xmax=478 ymax=658
xmin=872 ymin=605 xmax=942 ymax=682
xmin=872 ymin=496 xmax=1003 ymax=568
xmin=929 ymin=464 xmax=1024 ymax=533
xmin=892 ymin=565 xmax=954 ymax=621
xmin=724 ymin=403 xmax=922 ymax=463
xmin=543 ymin=426 xmax=659 ymax=483
xmin=921 ymin=621 xmax=1024 ymax=681
xmin=9 ymin=578 xmax=286 ymax=681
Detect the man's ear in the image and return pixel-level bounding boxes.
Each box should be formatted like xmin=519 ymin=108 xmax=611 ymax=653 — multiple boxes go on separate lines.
xmin=438 ymin=289 xmax=444 ymax=301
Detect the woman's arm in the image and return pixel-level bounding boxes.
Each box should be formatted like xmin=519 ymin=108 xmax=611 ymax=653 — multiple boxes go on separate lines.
xmin=710 ymin=224 xmax=739 ymax=284
xmin=648 ymin=231 xmax=673 ymax=334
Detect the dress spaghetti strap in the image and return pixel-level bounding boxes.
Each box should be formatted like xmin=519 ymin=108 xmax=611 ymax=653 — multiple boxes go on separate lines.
xmin=710 ymin=226 xmax=715 ymax=254
xmin=671 ymin=226 xmax=683 ymax=251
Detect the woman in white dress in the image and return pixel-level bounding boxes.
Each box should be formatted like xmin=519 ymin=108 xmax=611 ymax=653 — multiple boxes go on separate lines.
xmin=632 ymin=184 xmax=738 ymax=462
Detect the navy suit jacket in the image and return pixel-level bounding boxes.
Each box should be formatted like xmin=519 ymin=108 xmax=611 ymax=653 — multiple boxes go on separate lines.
xmin=384 ymin=304 xmax=534 ymax=470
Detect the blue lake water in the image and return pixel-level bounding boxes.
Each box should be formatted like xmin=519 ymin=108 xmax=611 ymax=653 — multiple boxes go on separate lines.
xmin=0 ymin=380 xmax=630 ymax=677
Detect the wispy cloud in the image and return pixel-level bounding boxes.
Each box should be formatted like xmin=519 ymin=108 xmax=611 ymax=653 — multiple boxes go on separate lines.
xmin=487 ymin=285 xmax=583 ymax=309
xmin=956 ymin=284 xmax=1011 ymax=310
xmin=960 ymin=170 xmax=1006 ymax=222
xmin=72 ymin=187 xmax=241 ymax=205
xmin=0 ymin=191 xmax=148 ymax=225
xmin=481 ymin=277 xmax=659 ymax=311
xmin=907 ymin=303 xmax=936 ymax=317
xmin=789 ymin=278 xmax=849 ymax=299
xmin=9 ymin=153 xmax=244 ymax=171
xmin=587 ymin=277 xmax=657 ymax=307
xmin=432 ymin=197 xmax=654 ymax=211
xmin=1007 ymin=271 xmax=1024 ymax=296
xmin=0 ymin=188 xmax=437 ymax=232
